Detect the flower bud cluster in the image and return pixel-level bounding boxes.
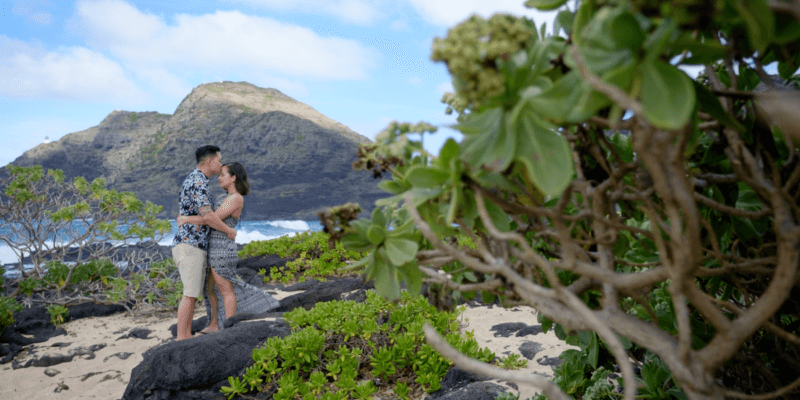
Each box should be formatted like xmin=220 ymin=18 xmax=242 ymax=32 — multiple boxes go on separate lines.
xmin=431 ymin=14 xmax=534 ymax=110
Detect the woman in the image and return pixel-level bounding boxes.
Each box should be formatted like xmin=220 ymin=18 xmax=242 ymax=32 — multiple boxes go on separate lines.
xmin=177 ymin=162 xmax=279 ymax=334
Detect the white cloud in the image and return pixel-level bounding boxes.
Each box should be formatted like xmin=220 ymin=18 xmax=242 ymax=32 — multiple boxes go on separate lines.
xmin=70 ymin=0 xmax=380 ymax=81
xmin=407 ymin=76 xmax=422 ymax=85
xmin=390 ymin=20 xmax=410 ymax=31
xmin=406 ymin=0 xmax=558 ymax=29
xmin=221 ymin=0 xmax=385 ymax=25
xmin=0 ymin=45 xmax=146 ymax=103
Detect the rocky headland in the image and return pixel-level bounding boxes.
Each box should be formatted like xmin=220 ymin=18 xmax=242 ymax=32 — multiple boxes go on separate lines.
xmin=2 ymin=81 xmax=388 ymax=220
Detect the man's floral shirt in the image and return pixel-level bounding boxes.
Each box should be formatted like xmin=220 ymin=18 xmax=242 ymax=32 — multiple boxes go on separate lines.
xmin=172 ymin=169 xmax=215 ymax=250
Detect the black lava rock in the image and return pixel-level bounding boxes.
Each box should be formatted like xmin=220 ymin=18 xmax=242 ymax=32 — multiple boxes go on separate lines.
xmin=519 ymin=341 xmax=545 ymax=360
xmin=123 ymin=319 xmax=291 ymax=400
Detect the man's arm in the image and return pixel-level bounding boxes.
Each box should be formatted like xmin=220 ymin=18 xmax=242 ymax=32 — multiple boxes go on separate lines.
xmin=199 ymin=206 xmax=237 ymax=240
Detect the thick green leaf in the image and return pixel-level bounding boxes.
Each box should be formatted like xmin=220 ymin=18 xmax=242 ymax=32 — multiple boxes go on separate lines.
xmin=371 ymin=207 xmax=387 ymax=228
xmin=341 ymin=233 xmax=373 ymax=252
xmin=778 ymin=59 xmax=800 ymax=81
xmin=405 ymin=166 xmax=450 ymax=188
xmin=374 ymin=248 xmax=400 ymax=302
xmin=384 ymin=237 xmax=419 ymax=266
xmin=554 ymin=9 xmax=574 ymax=36
xmin=438 ymin=138 xmax=460 ymax=169
xmin=398 ymin=261 xmax=422 ymax=296
xmin=675 ymin=34 xmax=728 ymax=65
xmin=511 ymin=106 xmax=574 ymax=195
xmin=641 ymin=59 xmax=696 ymax=130
xmin=378 ymin=179 xmax=409 ymax=195
xmin=735 ymin=0 xmax=775 ymax=53
xmin=367 ymin=225 xmax=386 ymax=246
xmin=774 ymin=13 xmax=800 ymax=43
xmin=457 ymin=107 xmax=515 ymax=172
xmin=571 ymin=0 xmax=596 ymax=46
xmin=610 ymin=11 xmax=645 ymax=52
xmin=526 ymin=71 xmax=585 ymax=121
xmin=525 ymin=0 xmax=568 ymax=11
xmin=693 ymin=81 xmax=746 ymax=132
xmin=644 ymin=17 xmax=677 ymax=62
xmin=483 ymin=200 xmax=511 ymax=232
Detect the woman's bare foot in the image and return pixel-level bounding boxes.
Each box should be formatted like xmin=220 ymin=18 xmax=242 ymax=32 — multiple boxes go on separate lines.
xmin=197 ymin=325 xmax=219 ymax=335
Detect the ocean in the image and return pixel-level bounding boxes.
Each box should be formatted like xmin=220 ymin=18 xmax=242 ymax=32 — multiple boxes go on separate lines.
xmin=0 ymin=219 xmax=323 ymax=278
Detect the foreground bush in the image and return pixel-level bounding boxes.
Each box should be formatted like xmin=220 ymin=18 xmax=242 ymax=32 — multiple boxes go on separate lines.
xmin=223 ymin=290 xmax=495 ymax=399
xmin=323 ymin=1 xmax=800 ymax=399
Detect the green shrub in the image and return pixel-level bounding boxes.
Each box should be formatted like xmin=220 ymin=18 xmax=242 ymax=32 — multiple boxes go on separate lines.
xmin=0 ymin=295 xmax=23 ymax=333
xmin=222 ymin=290 xmax=496 ymax=399
xmin=241 ymin=231 xmax=367 ymax=284
xmin=46 ymin=304 xmax=69 ymax=326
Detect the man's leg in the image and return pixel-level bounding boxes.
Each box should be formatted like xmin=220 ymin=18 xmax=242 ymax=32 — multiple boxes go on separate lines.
xmin=177 ymin=295 xmax=196 ymax=340
xmin=172 ymin=243 xmax=206 ymax=341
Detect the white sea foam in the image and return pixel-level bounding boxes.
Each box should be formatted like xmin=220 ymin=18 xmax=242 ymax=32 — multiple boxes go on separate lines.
xmin=236 ymin=230 xmax=298 ymax=244
xmin=270 ymin=220 xmax=311 ymax=231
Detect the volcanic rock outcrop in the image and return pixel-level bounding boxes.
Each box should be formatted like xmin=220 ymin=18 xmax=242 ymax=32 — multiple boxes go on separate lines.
xmin=4 ymin=82 xmax=387 ymax=220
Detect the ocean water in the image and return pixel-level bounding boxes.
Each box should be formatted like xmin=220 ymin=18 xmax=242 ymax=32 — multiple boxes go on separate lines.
xmin=0 ymin=219 xmax=323 ymax=277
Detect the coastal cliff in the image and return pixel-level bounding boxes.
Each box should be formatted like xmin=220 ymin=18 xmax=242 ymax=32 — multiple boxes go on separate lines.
xmin=4 ymin=82 xmax=387 ymax=220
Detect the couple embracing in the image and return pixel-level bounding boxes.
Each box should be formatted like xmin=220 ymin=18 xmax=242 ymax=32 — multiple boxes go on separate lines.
xmin=171 ymin=145 xmax=279 ymax=341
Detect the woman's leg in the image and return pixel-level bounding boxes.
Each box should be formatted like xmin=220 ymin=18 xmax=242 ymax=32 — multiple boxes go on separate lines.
xmin=211 ymin=268 xmax=237 ymax=318
xmin=201 ymin=272 xmax=220 ymax=333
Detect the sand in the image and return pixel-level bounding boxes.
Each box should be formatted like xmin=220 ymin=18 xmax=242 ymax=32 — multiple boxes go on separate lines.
xmin=0 ymin=291 xmax=573 ymax=400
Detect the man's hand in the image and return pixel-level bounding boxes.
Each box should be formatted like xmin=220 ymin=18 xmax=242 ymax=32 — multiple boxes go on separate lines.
xmin=177 ymin=215 xmax=188 ymax=226
xmin=227 ymin=229 xmax=237 ymax=241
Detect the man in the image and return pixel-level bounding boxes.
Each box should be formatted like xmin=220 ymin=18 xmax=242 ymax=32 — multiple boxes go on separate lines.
xmin=172 ymin=145 xmax=236 ymax=341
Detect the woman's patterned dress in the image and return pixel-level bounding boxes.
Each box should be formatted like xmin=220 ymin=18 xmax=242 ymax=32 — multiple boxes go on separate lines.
xmin=201 ymin=205 xmax=280 ymax=329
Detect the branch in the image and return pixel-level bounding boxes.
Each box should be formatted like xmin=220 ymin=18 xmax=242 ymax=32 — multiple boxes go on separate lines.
xmin=770 ymin=0 xmax=800 ymax=22
xmin=722 ymin=375 xmax=800 ymax=399
xmin=693 ymin=192 xmax=771 ymax=219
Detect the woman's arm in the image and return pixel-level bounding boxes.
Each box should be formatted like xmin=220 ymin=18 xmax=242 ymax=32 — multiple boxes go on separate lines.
xmin=202 ymin=195 xmax=243 ymax=222
xmin=177 ymin=196 xmax=242 ymax=226
xmin=176 ymin=203 xmax=237 ymax=240
xmin=177 ymin=215 xmax=204 ymax=225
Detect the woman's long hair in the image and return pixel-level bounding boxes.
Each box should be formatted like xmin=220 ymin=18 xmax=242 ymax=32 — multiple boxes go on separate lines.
xmin=225 ymin=162 xmax=250 ymax=196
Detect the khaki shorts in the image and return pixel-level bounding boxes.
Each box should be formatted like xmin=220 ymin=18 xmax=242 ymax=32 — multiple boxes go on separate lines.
xmin=172 ymin=243 xmax=207 ymax=298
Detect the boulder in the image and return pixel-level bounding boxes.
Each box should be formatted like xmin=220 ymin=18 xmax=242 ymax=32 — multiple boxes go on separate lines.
xmin=275 ymin=277 xmax=373 ymax=312
xmin=122 ymin=319 xmax=291 ymax=400
xmin=429 ymin=381 xmax=508 ymax=400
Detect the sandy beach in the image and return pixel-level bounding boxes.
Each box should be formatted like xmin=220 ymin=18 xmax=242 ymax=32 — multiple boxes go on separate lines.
xmin=1 ymin=289 xmax=572 ymax=400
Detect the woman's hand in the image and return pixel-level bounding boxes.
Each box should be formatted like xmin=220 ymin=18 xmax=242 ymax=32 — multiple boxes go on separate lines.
xmin=177 ymin=215 xmax=188 ymax=226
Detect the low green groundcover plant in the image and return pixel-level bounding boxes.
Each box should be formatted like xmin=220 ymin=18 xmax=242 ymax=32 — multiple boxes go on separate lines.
xmin=240 ymin=231 xmax=367 ymax=284
xmin=222 ymin=290 xmax=496 ymax=399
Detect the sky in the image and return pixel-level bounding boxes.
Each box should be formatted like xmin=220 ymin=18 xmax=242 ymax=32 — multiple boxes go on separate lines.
xmin=0 ymin=0 xmax=562 ymax=167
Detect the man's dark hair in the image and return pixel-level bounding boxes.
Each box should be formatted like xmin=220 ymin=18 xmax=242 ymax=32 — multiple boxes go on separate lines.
xmin=195 ymin=145 xmax=220 ymax=165
xmin=225 ymin=162 xmax=250 ymax=196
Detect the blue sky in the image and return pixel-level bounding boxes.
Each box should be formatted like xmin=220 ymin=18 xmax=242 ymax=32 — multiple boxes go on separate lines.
xmin=0 ymin=0 xmax=560 ymax=167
